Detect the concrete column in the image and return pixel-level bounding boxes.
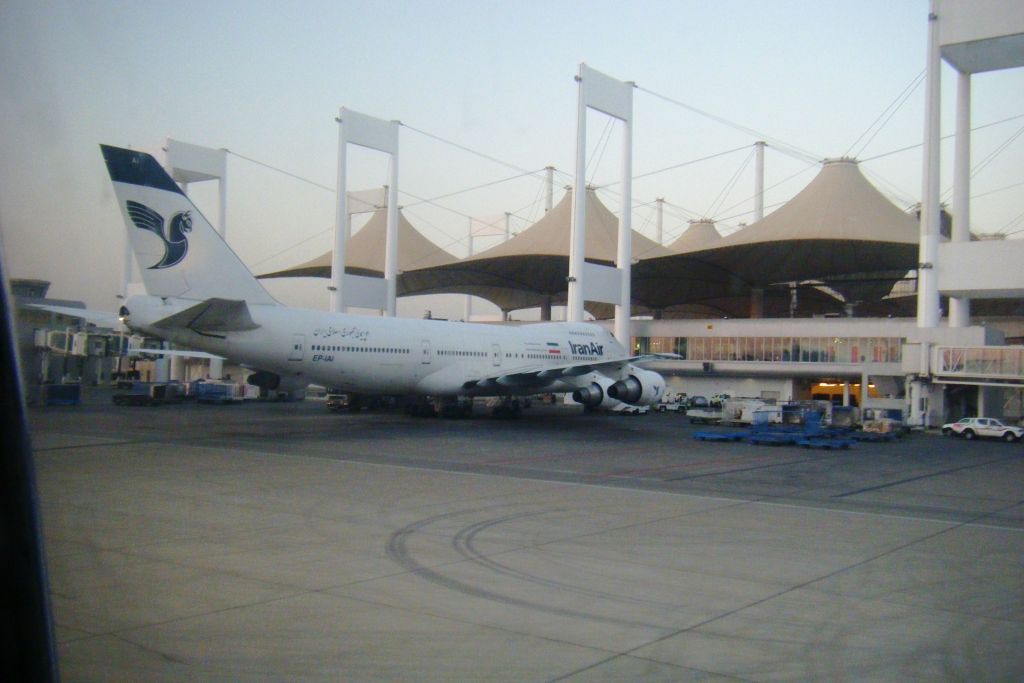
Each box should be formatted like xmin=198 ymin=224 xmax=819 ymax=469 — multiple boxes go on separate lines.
xmin=843 ymin=381 xmax=851 ymax=407
xmin=208 ymin=357 xmax=224 ymax=380
xmin=567 ymin=87 xmax=588 ymax=323
xmin=156 ymin=343 xmax=171 ymax=383
xmin=613 ymin=108 xmax=633 ymax=346
xmin=949 ymin=70 xmax=972 ymax=327
xmin=330 ymin=116 xmax=349 ymax=313
xmin=750 ymin=287 xmax=764 ymax=319
xmin=384 ymin=154 xmax=399 ymax=318
xmin=917 ymin=2 xmax=942 ymax=328
xmin=908 ymin=379 xmax=923 ymax=426
xmin=170 ymin=355 xmax=185 ymax=382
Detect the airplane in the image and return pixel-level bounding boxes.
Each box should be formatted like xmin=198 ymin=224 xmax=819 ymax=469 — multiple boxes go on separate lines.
xmin=99 ymin=144 xmax=670 ymax=417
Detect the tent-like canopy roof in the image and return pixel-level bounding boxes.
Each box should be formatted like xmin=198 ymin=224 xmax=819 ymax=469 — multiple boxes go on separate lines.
xmin=667 ymin=218 xmax=722 ymax=253
xmin=685 ymin=158 xmax=919 ymax=283
xmin=258 ymin=206 xmax=456 ymax=280
xmin=399 ymin=187 xmax=672 ymax=313
xmin=260 ymin=158 xmax=924 ymax=318
xmin=633 ymin=158 xmax=920 ymax=309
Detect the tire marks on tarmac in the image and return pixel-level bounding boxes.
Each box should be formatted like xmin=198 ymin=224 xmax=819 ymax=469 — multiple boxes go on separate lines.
xmin=385 ymin=506 xmax=676 ymax=629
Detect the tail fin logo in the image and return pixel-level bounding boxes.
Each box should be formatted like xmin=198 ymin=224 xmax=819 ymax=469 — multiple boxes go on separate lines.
xmin=126 ymin=200 xmax=192 ymax=269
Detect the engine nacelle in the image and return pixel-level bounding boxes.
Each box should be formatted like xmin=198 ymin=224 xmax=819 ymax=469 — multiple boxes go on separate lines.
xmin=606 ymin=368 xmax=666 ymax=406
xmin=247 ymin=371 xmax=308 ymax=399
xmin=571 ymin=377 xmax=619 ymax=410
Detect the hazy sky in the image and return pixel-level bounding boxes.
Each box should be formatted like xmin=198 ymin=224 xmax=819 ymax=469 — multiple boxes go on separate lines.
xmin=2 ymin=0 xmax=1022 ymax=318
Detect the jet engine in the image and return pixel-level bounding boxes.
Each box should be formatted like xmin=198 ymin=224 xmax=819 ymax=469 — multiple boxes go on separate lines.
xmin=247 ymin=371 xmax=308 ymax=399
xmin=606 ymin=368 xmax=666 ymax=406
xmin=571 ymin=376 xmax=620 ymax=410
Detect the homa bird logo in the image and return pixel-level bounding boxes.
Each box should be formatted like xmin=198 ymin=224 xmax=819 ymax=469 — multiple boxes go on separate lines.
xmin=125 ymin=200 xmax=193 ymax=269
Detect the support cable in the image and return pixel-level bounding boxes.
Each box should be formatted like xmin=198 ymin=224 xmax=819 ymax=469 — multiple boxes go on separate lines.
xmin=845 ymin=70 xmax=925 ymax=158
xmin=226 ymin=150 xmax=334 ymax=192
xmin=859 ymin=112 xmax=1024 ymax=162
xmin=940 ymin=123 xmax=1024 ymax=203
xmin=705 ymin=148 xmax=754 ymax=218
xmin=401 ymin=170 xmax=539 ymax=209
xmin=399 ymin=122 xmax=538 ymax=176
xmin=714 ymin=160 xmax=820 ymax=223
xmin=636 ymin=85 xmax=822 ymax=163
xmin=1000 ymin=208 xmax=1024 ymax=236
xmin=586 ymin=118 xmax=616 ymax=184
xmin=630 ymin=144 xmax=750 ymax=182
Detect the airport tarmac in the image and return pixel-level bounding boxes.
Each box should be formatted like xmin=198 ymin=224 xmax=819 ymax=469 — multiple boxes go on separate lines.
xmin=28 ymin=390 xmax=1024 ymax=681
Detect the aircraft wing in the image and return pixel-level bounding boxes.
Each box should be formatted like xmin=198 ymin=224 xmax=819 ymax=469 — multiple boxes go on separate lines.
xmin=461 ymin=353 xmax=681 ymax=391
xmin=24 ymin=304 xmax=124 ymax=330
xmin=127 ymin=347 xmax=225 ymax=360
xmin=152 ymin=298 xmax=260 ymax=333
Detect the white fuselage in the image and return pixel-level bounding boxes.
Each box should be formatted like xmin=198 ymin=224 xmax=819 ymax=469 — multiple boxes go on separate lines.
xmin=126 ymin=295 xmax=628 ymax=396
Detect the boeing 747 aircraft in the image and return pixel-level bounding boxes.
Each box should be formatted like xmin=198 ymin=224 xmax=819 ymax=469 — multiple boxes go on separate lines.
xmin=100 ymin=144 xmax=668 ymax=416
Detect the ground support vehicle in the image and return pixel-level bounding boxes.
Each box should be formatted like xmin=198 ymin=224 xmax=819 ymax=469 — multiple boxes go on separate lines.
xmin=656 ymin=396 xmax=686 ymax=413
xmin=611 ymin=403 xmax=650 ymax=416
xmin=325 ymin=393 xmax=351 ymax=412
xmin=687 ymin=408 xmax=722 ymax=425
xmin=112 ymin=382 xmax=185 ymax=406
xmin=720 ymin=398 xmax=781 ymax=425
xmin=941 ymin=417 xmax=1024 ymax=442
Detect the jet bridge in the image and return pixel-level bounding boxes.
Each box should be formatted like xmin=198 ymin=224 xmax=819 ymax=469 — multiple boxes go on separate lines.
xmin=932 ymin=345 xmax=1024 ymax=389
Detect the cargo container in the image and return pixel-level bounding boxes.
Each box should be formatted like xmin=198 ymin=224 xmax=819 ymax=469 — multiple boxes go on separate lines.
xmin=195 ymin=381 xmax=245 ymax=404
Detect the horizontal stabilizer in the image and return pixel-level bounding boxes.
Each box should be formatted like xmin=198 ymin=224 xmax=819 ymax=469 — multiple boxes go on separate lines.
xmin=27 ymin=305 xmax=125 ymax=331
xmin=153 ymin=298 xmax=260 ymax=333
xmin=25 ymin=304 xmax=124 ymax=330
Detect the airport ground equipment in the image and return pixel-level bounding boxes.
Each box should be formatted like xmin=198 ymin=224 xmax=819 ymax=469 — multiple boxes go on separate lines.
xmin=940 ymin=417 xmax=1023 ymax=442
xmin=656 ymin=395 xmax=686 ymax=412
xmin=41 ymin=383 xmax=81 ymax=406
xmin=695 ymin=410 xmax=857 ymax=448
xmin=112 ymin=381 xmax=184 ymax=406
xmin=849 ymin=430 xmax=898 ymax=443
xmin=796 ymin=435 xmax=855 ymax=450
xmin=687 ymin=407 xmax=722 ymax=424
xmin=692 ymin=429 xmax=747 ymax=442
xmin=194 ymin=381 xmax=245 ymax=404
xmin=720 ymin=398 xmax=781 ymax=425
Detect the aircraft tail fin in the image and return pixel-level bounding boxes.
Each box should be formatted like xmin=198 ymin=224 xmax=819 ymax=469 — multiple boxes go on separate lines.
xmin=101 ymin=144 xmax=277 ymax=305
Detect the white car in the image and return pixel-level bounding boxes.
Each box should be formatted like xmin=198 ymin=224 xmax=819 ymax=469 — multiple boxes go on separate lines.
xmin=610 ymin=403 xmax=650 ymax=416
xmin=941 ymin=417 xmax=1024 ymax=442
